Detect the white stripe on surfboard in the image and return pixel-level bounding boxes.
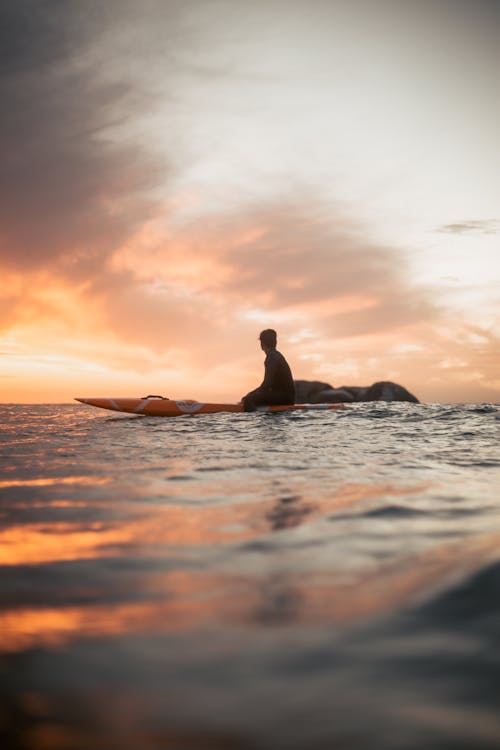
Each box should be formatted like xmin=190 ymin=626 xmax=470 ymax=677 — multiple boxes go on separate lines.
xmin=132 ymin=399 xmax=150 ymax=413
xmin=175 ymin=400 xmax=204 ymax=413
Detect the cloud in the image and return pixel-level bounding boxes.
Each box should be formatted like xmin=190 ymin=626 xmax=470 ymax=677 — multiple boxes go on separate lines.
xmin=438 ymin=220 xmax=499 ymax=235
xmin=0 ymin=191 xmax=442 ymax=374
xmin=108 ymin=198 xmax=440 ymax=334
xmin=0 ymin=1 xmax=167 ymax=275
xmin=213 ymin=203 xmax=439 ymax=337
xmin=32 ymin=195 xmax=433 ymax=389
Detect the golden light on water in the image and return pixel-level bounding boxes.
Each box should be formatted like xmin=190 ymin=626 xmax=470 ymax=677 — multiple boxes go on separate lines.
xmin=0 ymin=477 xmax=112 ymax=489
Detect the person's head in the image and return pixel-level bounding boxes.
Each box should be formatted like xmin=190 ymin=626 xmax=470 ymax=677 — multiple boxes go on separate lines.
xmin=259 ymin=329 xmax=277 ymax=351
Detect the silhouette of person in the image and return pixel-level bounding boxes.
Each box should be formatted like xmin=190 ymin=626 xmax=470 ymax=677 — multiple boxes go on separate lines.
xmin=242 ymin=329 xmax=295 ymax=412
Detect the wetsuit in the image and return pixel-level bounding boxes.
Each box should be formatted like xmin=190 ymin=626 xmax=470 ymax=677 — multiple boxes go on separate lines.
xmin=243 ymin=348 xmax=295 ymax=412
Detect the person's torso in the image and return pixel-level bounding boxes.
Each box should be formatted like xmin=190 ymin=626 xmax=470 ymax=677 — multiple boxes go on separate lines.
xmin=265 ymin=349 xmax=294 ymax=394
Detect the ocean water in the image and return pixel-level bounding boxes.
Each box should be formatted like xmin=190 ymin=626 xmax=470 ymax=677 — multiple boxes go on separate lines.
xmin=0 ymin=401 xmax=499 ymax=750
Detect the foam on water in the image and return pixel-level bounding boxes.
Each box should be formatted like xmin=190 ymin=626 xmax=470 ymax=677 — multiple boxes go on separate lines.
xmin=0 ymin=402 xmax=499 ymax=749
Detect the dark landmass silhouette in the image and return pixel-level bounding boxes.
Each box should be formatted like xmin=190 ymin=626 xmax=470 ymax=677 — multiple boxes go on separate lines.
xmin=294 ymin=380 xmax=419 ymax=404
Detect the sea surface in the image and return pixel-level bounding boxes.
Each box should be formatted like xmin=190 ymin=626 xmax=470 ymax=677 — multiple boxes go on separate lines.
xmin=1 ymin=401 xmax=499 ymax=750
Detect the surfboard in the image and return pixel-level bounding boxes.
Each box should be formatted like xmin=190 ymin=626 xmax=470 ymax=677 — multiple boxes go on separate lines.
xmin=75 ymin=397 xmax=349 ymax=417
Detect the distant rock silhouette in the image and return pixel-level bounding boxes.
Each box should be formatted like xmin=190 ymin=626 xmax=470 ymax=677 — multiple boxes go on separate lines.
xmin=294 ymin=380 xmax=419 ymax=404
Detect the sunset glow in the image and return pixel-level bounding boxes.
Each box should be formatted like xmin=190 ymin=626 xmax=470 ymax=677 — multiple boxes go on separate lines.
xmin=1 ymin=1 xmax=499 ymax=403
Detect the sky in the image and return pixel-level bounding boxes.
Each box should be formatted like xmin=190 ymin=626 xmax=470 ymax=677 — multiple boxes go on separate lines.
xmin=1 ymin=0 xmax=499 ymax=403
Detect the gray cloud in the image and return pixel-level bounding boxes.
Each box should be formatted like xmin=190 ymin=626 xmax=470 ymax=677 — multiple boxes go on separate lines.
xmin=438 ymin=220 xmax=499 ymax=235
xmin=0 ymin=1 xmax=170 ymax=274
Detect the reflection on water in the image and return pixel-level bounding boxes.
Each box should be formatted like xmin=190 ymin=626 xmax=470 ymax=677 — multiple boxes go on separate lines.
xmin=3 ymin=528 xmax=500 ymax=654
xmin=0 ymin=479 xmax=425 ymax=565
xmin=0 ymin=476 xmax=112 ymax=488
xmin=1 ymin=403 xmax=500 ymax=749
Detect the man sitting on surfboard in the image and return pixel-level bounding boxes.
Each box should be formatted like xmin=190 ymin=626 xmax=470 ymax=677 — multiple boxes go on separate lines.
xmin=242 ymin=329 xmax=295 ymax=412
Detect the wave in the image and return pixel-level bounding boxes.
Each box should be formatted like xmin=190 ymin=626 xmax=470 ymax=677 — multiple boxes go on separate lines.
xmin=417 ymin=559 xmax=500 ymax=627
xmin=360 ymin=504 xmax=428 ymax=518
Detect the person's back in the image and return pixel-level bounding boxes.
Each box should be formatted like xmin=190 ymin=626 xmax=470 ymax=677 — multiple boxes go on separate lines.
xmin=242 ymin=329 xmax=295 ymax=411
xmin=262 ymin=347 xmax=294 ymax=399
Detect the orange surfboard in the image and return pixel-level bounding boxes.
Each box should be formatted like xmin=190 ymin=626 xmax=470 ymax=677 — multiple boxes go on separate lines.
xmin=75 ymin=397 xmax=349 ymax=417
